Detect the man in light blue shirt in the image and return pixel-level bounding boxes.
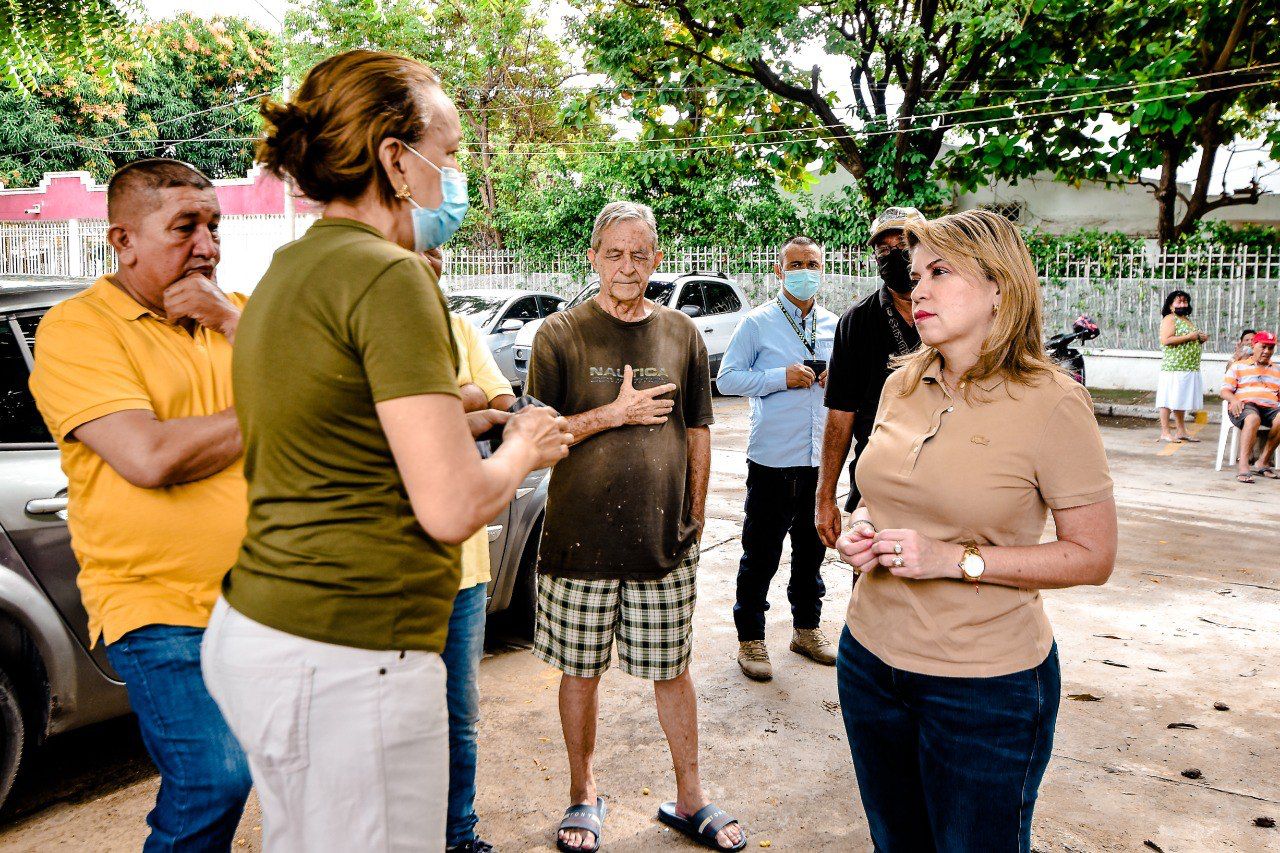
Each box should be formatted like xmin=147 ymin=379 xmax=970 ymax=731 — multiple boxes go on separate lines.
xmin=717 ymin=236 xmax=839 ymax=681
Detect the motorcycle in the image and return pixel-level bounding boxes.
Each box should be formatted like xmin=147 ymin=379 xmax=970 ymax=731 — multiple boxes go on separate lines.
xmin=1047 ymin=315 xmax=1100 ymax=385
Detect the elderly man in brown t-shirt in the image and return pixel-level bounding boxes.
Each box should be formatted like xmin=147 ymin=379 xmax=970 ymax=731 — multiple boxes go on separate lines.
xmin=528 ymin=202 xmax=745 ymax=852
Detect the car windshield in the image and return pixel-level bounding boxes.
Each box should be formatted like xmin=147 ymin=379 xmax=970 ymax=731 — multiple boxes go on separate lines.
xmin=567 ymin=280 xmax=676 ymax=308
xmin=445 ymin=294 xmax=506 ymax=328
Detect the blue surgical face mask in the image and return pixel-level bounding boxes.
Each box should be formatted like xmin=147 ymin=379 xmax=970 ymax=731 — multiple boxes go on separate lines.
xmin=783 ymin=269 xmax=822 ymax=302
xmin=400 ymin=143 xmax=469 ymax=251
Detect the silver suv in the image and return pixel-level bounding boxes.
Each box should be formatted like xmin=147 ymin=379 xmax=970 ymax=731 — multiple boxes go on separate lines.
xmin=0 ymin=280 xmax=548 ymax=810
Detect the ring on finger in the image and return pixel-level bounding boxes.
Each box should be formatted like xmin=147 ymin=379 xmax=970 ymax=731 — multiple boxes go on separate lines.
xmin=893 ymin=542 xmax=902 ymax=556
xmin=892 ymin=556 xmax=904 ymax=568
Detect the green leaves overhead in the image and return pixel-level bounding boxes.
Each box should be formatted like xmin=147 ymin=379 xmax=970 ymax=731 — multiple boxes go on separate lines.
xmin=0 ymin=14 xmax=280 ymax=186
xmin=570 ymin=0 xmax=1086 ymax=213
xmin=0 ymin=0 xmax=138 ymax=92
xmin=945 ymin=0 xmax=1280 ymax=243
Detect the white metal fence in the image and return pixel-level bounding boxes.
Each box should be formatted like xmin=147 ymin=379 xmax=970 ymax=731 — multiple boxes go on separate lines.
xmin=2 ymin=218 xmax=1276 ymax=351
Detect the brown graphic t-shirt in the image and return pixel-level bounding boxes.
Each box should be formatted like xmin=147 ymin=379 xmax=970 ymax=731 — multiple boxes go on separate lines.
xmin=528 ymin=299 xmax=714 ymax=579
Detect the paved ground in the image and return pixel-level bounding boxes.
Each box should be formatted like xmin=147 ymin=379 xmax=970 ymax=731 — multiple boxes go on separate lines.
xmin=1 ymin=397 xmax=1277 ymax=852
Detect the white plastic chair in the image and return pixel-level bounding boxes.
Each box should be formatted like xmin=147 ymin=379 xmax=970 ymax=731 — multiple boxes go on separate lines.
xmin=1216 ymin=400 xmax=1279 ymax=471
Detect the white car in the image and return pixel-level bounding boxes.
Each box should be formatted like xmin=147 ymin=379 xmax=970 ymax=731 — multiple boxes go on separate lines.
xmin=511 ymin=271 xmax=752 ymax=390
xmin=445 ymin=289 xmax=567 ymax=393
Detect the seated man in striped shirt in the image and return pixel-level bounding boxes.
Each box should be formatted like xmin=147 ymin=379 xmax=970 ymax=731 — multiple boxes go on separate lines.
xmin=1222 ymin=330 xmax=1280 ymax=482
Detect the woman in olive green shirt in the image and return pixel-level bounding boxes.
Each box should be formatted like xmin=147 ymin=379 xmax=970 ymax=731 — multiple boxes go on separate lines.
xmin=200 ymin=50 xmax=570 ymax=851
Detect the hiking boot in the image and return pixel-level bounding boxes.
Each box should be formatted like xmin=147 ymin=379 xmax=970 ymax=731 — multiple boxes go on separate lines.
xmin=737 ymin=640 xmax=772 ymax=681
xmin=790 ymin=627 xmax=837 ymax=665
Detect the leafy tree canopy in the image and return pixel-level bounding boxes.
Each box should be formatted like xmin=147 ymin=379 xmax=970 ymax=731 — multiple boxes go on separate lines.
xmin=0 ymin=13 xmax=279 ymax=186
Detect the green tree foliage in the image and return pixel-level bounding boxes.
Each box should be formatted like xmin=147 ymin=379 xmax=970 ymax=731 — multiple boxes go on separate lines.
xmin=946 ymin=0 xmax=1280 ymax=244
xmin=501 ymin=145 xmax=804 ymax=254
xmin=0 ymin=0 xmax=136 ymax=92
xmin=0 ymin=14 xmax=280 ymax=186
xmin=285 ymin=0 xmax=584 ymax=247
xmin=570 ymin=0 xmax=1082 ymax=213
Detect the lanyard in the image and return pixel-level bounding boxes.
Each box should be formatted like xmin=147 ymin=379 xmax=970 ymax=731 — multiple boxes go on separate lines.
xmin=879 ymin=287 xmax=915 ymax=357
xmin=776 ymin=297 xmax=816 ymax=356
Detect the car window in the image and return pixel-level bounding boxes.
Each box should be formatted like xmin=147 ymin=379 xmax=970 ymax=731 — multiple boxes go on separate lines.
xmin=446 ymin=294 xmax=505 ymax=328
xmin=674 ymin=283 xmax=706 ymax=313
xmin=502 ymin=296 xmax=540 ymax=323
xmin=0 ymin=316 xmax=53 ymax=445
xmin=537 ymin=296 xmax=566 ymax=317
xmin=566 ymin=280 xmax=676 ymax=308
xmin=702 ymin=281 xmax=742 ymax=316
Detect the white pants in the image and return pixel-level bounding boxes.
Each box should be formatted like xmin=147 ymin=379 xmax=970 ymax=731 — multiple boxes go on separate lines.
xmin=201 ymin=598 xmax=448 ymax=852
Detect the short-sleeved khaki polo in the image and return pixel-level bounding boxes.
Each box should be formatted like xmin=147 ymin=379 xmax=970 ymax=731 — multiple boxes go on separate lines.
xmin=848 ymin=357 xmax=1113 ymax=677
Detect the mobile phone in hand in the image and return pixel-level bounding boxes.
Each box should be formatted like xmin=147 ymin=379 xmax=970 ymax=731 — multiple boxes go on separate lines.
xmin=803 ymin=359 xmax=827 ymax=375
xmin=477 ymin=395 xmax=549 ymax=449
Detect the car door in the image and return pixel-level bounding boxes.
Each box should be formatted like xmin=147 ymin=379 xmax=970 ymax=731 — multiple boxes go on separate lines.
xmin=489 ymin=296 xmax=540 ymax=384
xmin=694 ymin=280 xmax=746 ymax=372
xmin=537 ymin=295 xmax=566 ymax=318
xmin=0 ymin=311 xmax=115 ymax=677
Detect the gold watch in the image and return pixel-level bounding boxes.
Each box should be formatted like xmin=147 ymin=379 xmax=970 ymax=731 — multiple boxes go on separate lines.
xmin=958 ymin=542 xmax=986 ymax=583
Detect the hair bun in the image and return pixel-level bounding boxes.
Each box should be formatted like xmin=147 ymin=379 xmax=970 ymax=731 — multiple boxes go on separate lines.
xmin=257 ymin=97 xmax=316 ymax=192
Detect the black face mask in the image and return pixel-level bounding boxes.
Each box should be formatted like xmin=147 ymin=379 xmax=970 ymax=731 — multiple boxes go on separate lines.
xmin=876 ymin=247 xmax=913 ymax=294
xmin=1173 ymin=306 xmax=1191 ymax=316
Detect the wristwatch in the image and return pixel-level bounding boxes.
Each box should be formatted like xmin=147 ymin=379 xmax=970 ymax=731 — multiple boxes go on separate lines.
xmin=958 ymin=542 xmax=986 ymax=583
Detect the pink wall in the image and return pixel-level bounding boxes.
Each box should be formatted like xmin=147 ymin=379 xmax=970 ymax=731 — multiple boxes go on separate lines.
xmin=0 ymin=167 xmax=319 ymax=220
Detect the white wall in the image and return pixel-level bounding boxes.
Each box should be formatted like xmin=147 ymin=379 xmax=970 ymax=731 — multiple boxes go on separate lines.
xmin=1084 ymin=349 xmax=1229 ymax=394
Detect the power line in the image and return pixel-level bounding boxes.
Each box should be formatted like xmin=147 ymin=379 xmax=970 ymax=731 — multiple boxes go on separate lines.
xmin=3 ymin=87 xmax=281 ymax=159
xmin=23 ymin=77 xmax=1279 ymax=163
xmin=474 ymin=63 xmax=1280 ymax=146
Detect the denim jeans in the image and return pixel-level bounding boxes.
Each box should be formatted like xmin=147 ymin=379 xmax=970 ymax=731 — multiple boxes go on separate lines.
xmin=733 ymin=461 xmax=826 ymax=642
xmin=442 ymin=582 xmax=488 ymax=847
xmin=836 ymin=627 xmax=1060 ymax=853
xmin=105 ymin=624 xmax=252 ymax=852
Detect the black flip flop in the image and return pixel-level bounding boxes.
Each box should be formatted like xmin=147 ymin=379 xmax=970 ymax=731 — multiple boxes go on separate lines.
xmin=657 ymin=801 xmax=746 ymax=851
xmin=557 ymin=797 xmax=606 ymax=853
xmin=1237 ymin=472 xmax=1256 ymax=484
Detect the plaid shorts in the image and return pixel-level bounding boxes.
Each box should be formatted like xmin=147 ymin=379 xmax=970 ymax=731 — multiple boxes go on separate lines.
xmin=533 ymin=545 xmax=699 ymax=681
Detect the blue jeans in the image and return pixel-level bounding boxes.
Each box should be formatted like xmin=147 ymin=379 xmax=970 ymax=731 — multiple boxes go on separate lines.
xmin=836 ymin=627 xmax=1059 ymax=853
xmin=105 ymin=625 xmax=252 ymax=852
xmin=442 ymin=582 xmax=487 ymax=847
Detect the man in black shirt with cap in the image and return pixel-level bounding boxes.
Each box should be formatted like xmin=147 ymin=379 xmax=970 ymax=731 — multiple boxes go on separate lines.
xmin=817 ymin=206 xmax=926 ymax=548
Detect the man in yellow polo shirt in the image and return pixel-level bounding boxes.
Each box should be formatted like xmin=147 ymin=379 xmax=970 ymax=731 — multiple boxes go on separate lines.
xmin=29 ymin=159 xmax=252 ymax=851
xmin=445 ymin=311 xmax=515 ymax=853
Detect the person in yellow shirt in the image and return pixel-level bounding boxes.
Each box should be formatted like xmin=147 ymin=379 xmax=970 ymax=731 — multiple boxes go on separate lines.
xmin=445 ymin=310 xmax=515 ymax=853
xmin=28 ymin=159 xmax=252 ymax=851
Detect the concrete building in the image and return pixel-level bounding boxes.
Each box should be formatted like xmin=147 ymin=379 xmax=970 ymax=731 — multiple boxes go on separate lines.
xmin=805 ymin=159 xmax=1280 ymax=236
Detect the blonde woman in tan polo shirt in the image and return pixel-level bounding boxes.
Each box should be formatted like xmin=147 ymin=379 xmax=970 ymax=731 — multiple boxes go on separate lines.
xmin=833 ymin=209 xmax=1117 ymax=853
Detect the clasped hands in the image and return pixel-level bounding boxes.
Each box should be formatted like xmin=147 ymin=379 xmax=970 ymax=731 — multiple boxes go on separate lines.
xmin=835 ymin=521 xmax=963 ymax=581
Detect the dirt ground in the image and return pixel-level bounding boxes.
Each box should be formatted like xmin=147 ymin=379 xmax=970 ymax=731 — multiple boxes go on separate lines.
xmin=0 ymin=397 xmax=1277 ymax=852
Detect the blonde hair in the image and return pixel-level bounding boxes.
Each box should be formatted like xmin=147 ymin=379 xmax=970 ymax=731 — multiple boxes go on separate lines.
xmin=893 ymin=209 xmax=1058 ymax=396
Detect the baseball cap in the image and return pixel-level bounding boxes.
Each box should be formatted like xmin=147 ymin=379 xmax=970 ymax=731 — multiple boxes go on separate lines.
xmin=868 ymin=206 xmax=926 ymax=247
xmin=1252 ymin=330 xmax=1276 ymax=346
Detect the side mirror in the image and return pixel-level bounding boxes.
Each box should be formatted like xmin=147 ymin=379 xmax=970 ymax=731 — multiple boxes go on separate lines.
xmin=680 ymin=305 xmax=703 ymax=318
xmin=498 ymin=318 xmax=525 ymax=333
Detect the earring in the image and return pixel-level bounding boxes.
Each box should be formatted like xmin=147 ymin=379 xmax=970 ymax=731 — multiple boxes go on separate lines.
xmin=395 ymin=184 xmax=412 ymax=200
